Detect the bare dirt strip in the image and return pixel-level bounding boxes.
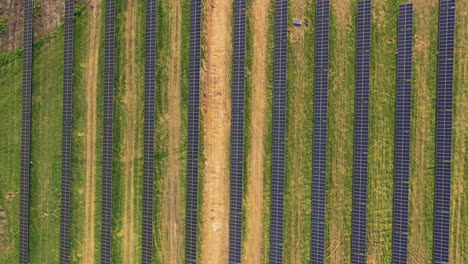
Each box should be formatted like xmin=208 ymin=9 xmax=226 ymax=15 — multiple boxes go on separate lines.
xmin=121 ymin=0 xmax=139 ymax=262
xmin=161 ymin=0 xmax=184 ymax=263
xmin=450 ymin=1 xmax=467 ymax=262
xmin=326 ymin=0 xmax=354 ymax=263
xmin=83 ymin=1 xmax=102 ymax=263
xmin=199 ymin=0 xmax=232 ymax=263
xmin=242 ymin=0 xmax=270 ymax=263
xmin=408 ymin=1 xmax=438 ymax=263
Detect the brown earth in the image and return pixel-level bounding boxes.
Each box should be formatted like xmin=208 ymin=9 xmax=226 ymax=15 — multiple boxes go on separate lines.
xmin=83 ymin=1 xmax=102 ymax=263
xmin=242 ymin=0 xmax=270 ymax=263
xmin=121 ymin=0 xmax=138 ymax=262
xmin=326 ymin=0 xmax=354 ymax=263
xmin=0 ymin=0 xmax=66 ymax=53
xmin=199 ymin=0 xmax=232 ymax=263
xmin=0 ymin=0 xmax=22 ymax=53
xmin=161 ymin=0 xmax=184 ymax=263
xmin=34 ymin=0 xmax=63 ymax=39
xmin=408 ymin=0 xmax=437 ymax=263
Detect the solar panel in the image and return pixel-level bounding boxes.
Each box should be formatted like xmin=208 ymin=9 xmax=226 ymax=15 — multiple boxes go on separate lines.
xmin=351 ymin=1 xmax=371 ymax=263
xmin=391 ymin=4 xmax=413 ymax=264
xmin=19 ymin=0 xmax=34 ymax=263
xmin=141 ymin=0 xmax=158 ymax=263
xmin=59 ymin=0 xmax=75 ymax=263
xmin=185 ymin=1 xmax=202 ymax=263
xmin=433 ymin=1 xmax=455 ymax=263
xmin=310 ymin=1 xmax=330 ymax=263
xmin=101 ymin=0 xmax=116 ymax=262
xmin=269 ymin=1 xmax=288 ymax=263
xmin=229 ymin=0 xmax=246 ymax=263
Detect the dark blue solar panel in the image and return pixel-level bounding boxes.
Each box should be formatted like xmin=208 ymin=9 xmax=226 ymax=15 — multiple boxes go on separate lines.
xmin=392 ymin=4 xmax=413 ymax=264
xmin=433 ymin=1 xmax=455 ymax=263
xmin=185 ymin=1 xmax=202 ymax=263
xmin=101 ymin=0 xmax=116 ymax=263
xmin=311 ymin=1 xmax=330 ymax=263
xmin=229 ymin=0 xmax=246 ymax=263
xmin=60 ymin=0 xmax=75 ymax=263
xmin=269 ymin=1 xmax=288 ymax=264
xmin=142 ymin=0 xmax=158 ymax=263
xmin=19 ymin=1 xmax=34 ymax=263
xmin=351 ymin=1 xmax=371 ymax=263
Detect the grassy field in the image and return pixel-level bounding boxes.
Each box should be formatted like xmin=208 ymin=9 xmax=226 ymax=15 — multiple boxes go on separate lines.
xmin=367 ymin=0 xmax=403 ymax=262
xmin=449 ymin=0 xmax=467 ymax=262
xmin=284 ymin=0 xmax=315 ymax=263
xmin=111 ymin=0 xmax=146 ymax=261
xmin=0 ymin=1 xmax=466 ymax=263
xmin=0 ymin=52 xmax=22 ymax=263
xmin=326 ymin=0 xmax=355 ymax=262
xmin=28 ymin=29 xmax=64 ymax=264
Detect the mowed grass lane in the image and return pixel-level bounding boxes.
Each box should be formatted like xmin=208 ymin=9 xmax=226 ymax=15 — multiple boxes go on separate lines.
xmin=111 ymin=0 xmax=145 ymax=261
xmin=28 ymin=31 xmax=64 ymax=263
xmin=326 ymin=0 xmax=355 ymax=262
xmin=367 ymin=0 xmax=404 ymax=262
xmin=0 ymin=53 xmax=22 ymax=263
xmin=450 ymin=0 xmax=468 ymax=262
xmin=284 ymin=0 xmax=314 ymax=263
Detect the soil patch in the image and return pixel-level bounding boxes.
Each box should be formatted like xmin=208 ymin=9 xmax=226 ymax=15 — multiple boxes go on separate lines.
xmin=83 ymin=1 xmax=102 ymax=263
xmin=161 ymin=0 xmax=184 ymax=263
xmin=243 ymin=0 xmax=270 ymax=263
xmin=121 ymin=0 xmax=138 ymax=262
xmin=199 ymin=0 xmax=233 ymax=262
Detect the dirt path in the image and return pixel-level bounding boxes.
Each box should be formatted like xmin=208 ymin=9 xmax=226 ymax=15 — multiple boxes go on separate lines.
xmin=83 ymin=1 xmax=102 ymax=263
xmin=326 ymin=0 xmax=354 ymax=263
xmin=408 ymin=1 xmax=437 ymax=263
xmin=199 ymin=0 xmax=232 ymax=262
xmin=242 ymin=0 xmax=270 ymax=263
xmin=161 ymin=0 xmax=184 ymax=263
xmin=121 ymin=0 xmax=138 ymax=262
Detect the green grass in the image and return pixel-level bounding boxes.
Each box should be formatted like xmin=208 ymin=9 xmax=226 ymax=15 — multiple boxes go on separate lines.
xmin=261 ymin=2 xmax=275 ymax=263
xmin=153 ymin=0 xmax=171 ymax=262
xmin=408 ymin=1 xmax=438 ymax=262
xmin=28 ymin=29 xmax=64 ymax=264
xmin=283 ymin=0 xmax=315 ymax=262
xmin=450 ymin=2 xmax=468 ymax=262
xmin=111 ymin=0 xmax=146 ymax=261
xmin=0 ymin=50 xmax=22 ymax=264
xmin=366 ymin=0 xmax=404 ymax=262
xmin=325 ymin=1 xmax=356 ymax=262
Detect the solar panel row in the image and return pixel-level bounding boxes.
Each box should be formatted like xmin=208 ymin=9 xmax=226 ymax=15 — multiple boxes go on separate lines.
xmin=59 ymin=0 xmax=75 ymax=263
xmin=392 ymin=4 xmax=413 ymax=264
xmin=351 ymin=1 xmax=371 ymax=263
xmin=434 ymin=0 xmax=455 ymax=263
xmin=142 ymin=0 xmax=158 ymax=263
xmin=101 ymin=0 xmax=116 ymax=262
xmin=311 ymin=1 xmax=330 ymax=263
xmin=269 ymin=0 xmax=288 ymax=263
xmin=186 ymin=1 xmax=202 ymax=263
xmin=19 ymin=0 xmax=34 ymax=263
xmin=229 ymin=0 xmax=246 ymax=263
